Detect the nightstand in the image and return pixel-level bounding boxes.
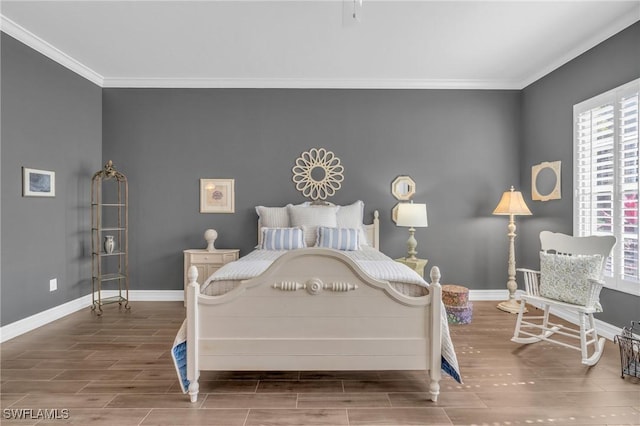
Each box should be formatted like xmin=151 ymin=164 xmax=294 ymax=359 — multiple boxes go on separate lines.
xmin=183 ymin=249 xmax=239 ymax=304
xmin=395 ymin=257 xmax=428 ymax=278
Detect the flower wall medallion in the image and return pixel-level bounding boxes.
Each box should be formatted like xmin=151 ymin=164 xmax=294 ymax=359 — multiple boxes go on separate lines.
xmin=292 ymin=148 xmax=344 ymax=200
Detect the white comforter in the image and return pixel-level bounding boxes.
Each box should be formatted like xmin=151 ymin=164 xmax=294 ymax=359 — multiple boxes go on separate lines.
xmin=203 ymin=247 xmax=427 ymax=291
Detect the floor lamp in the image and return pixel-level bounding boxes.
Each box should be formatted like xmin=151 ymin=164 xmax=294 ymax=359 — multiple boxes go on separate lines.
xmin=493 ymin=186 xmax=532 ymax=313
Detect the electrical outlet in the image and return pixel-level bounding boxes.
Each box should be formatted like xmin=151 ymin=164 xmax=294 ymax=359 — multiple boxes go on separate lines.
xmin=49 ymin=278 xmax=57 ymax=292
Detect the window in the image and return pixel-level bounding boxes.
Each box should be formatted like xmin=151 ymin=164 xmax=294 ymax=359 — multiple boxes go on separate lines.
xmin=574 ymin=78 xmax=639 ymax=295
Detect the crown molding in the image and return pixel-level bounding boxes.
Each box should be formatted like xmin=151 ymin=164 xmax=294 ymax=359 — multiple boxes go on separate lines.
xmin=101 ymin=77 xmax=521 ymax=90
xmin=2 ymin=12 xmax=637 ymax=90
xmin=519 ymin=14 xmax=640 ymax=89
xmin=0 ymin=15 xmax=520 ymax=90
xmin=0 ymin=14 xmax=104 ymax=87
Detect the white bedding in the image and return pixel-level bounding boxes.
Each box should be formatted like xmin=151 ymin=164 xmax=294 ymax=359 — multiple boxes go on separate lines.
xmin=201 ymin=247 xmax=428 ymax=296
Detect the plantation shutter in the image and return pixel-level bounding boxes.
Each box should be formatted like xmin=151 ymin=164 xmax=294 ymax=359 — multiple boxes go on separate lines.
xmin=574 ymin=79 xmax=639 ymax=292
xmin=619 ymin=92 xmax=639 ymax=282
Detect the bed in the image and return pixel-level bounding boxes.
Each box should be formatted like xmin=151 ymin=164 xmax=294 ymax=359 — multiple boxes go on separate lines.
xmin=172 ymin=202 xmax=461 ymax=403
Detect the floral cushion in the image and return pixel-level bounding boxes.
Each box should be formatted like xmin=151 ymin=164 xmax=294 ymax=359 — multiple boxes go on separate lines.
xmin=539 ymin=252 xmax=603 ymax=309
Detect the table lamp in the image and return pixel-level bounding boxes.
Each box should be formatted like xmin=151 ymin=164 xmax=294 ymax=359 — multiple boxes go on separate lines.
xmin=396 ymin=201 xmax=428 ymax=261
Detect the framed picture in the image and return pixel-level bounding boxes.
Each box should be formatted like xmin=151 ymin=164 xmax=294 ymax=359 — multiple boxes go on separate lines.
xmin=200 ymin=178 xmax=235 ymax=213
xmin=23 ymin=167 xmax=55 ymax=197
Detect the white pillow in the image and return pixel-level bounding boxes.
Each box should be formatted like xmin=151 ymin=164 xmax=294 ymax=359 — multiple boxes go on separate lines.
xmin=336 ymin=200 xmax=369 ymax=246
xmin=539 ymin=252 xmax=603 ymax=309
xmin=316 ymin=227 xmax=359 ymax=251
xmin=255 ymin=205 xmax=291 ymax=228
xmin=288 ymin=205 xmax=338 ymax=247
xmin=260 ymin=227 xmax=306 ymax=250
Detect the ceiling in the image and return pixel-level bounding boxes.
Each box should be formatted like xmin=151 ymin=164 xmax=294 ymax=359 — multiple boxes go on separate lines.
xmin=1 ymin=1 xmax=638 ymax=89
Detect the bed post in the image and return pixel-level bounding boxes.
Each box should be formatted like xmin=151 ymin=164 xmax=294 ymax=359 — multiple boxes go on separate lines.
xmin=428 ymin=266 xmax=442 ymax=402
xmin=372 ymin=210 xmax=380 ymax=250
xmin=186 ymin=265 xmax=200 ymax=403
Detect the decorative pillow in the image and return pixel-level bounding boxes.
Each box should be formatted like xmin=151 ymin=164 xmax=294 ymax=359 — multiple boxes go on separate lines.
xmin=539 ymin=252 xmax=603 ymax=308
xmin=260 ymin=227 xmax=305 ymax=250
xmin=255 ymin=205 xmax=291 ymax=228
xmin=336 ymin=200 xmax=369 ymax=247
xmin=315 ymin=227 xmax=360 ymax=251
xmin=288 ymin=205 xmax=339 ymax=247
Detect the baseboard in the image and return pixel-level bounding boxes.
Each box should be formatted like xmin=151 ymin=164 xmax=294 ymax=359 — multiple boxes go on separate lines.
xmin=469 ymin=289 xmax=508 ymax=301
xmin=0 ymin=290 xmax=184 ymax=343
xmin=1 ymin=289 xmax=623 ymax=343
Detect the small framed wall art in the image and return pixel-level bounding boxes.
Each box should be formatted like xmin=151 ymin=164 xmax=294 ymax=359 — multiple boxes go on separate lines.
xmin=200 ymin=178 xmax=235 ymax=213
xmin=23 ymin=167 xmax=55 ymax=197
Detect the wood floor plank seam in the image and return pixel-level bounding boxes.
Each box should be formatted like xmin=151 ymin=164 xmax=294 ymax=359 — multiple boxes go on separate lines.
xmin=135 ymin=408 xmax=154 ymax=426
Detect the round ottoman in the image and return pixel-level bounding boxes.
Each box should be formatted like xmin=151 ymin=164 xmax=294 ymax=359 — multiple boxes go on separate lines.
xmin=442 ymin=284 xmax=473 ymax=325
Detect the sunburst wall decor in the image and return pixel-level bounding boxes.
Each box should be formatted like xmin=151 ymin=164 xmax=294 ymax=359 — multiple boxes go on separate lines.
xmin=292 ymin=148 xmax=344 ymax=201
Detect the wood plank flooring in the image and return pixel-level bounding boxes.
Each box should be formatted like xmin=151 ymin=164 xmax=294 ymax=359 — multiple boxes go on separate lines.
xmin=1 ymin=301 xmax=638 ymax=425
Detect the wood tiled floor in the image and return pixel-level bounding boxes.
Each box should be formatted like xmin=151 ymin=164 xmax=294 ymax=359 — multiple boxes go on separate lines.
xmin=1 ymin=301 xmax=638 ymax=425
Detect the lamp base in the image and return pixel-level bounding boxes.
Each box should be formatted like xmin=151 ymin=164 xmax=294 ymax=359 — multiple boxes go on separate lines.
xmin=497 ymin=299 xmax=528 ymax=314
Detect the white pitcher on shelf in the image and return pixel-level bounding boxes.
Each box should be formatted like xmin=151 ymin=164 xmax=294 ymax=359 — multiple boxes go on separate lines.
xmin=104 ymin=235 xmax=115 ymax=254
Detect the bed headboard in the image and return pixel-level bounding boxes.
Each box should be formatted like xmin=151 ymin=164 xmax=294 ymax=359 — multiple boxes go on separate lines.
xmin=257 ymin=208 xmax=380 ymax=251
xmin=364 ymin=210 xmax=380 ymax=250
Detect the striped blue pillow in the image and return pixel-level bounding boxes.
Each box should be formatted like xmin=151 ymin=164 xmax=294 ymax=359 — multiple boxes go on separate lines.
xmin=315 ymin=227 xmax=360 ymax=251
xmin=260 ymin=227 xmax=306 ymax=250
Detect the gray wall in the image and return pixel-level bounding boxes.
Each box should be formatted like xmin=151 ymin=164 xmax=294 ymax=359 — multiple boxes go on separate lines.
xmin=1 ymin=33 xmax=102 ymax=326
xmin=2 ymin=21 xmax=638 ymax=329
xmin=103 ymin=89 xmax=521 ymax=293
xmin=520 ymin=22 xmax=640 ymax=328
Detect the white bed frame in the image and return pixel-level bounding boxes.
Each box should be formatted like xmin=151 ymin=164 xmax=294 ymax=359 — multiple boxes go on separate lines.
xmin=185 ymin=211 xmax=444 ymax=402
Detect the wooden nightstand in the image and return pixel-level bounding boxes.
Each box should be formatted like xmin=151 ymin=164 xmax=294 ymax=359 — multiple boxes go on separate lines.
xmin=395 ymin=257 xmax=428 ymax=278
xmin=183 ymin=249 xmax=239 ymax=304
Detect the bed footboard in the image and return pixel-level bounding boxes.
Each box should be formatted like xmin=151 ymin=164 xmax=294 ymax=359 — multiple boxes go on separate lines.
xmin=186 ymin=248 xmax=443 ymax=402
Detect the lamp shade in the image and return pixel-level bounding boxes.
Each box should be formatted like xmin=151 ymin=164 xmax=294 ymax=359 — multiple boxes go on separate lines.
xmin=396 ymin=202 xmax=428 ymax=227
xmin=493 ymin=186 xmax=532 ymax=216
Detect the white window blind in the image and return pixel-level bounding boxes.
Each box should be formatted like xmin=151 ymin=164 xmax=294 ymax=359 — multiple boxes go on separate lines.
xmin=574 ymin=78 xmax=639 ymax=295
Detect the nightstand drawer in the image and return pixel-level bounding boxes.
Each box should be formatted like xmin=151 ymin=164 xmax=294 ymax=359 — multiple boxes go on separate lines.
xmin=189 ymin=252 xmax=230 ymax=264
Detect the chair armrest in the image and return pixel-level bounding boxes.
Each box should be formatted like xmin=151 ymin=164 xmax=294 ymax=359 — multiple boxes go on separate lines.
xmin=585 ymin=278 xmax=604 ymax=309
xmin=517 ymin=268 xmax=541 ymax=296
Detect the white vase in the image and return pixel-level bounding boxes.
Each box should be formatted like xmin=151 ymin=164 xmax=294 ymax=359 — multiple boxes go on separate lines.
xmin=104 ymin=235 xmax=115 ymax=254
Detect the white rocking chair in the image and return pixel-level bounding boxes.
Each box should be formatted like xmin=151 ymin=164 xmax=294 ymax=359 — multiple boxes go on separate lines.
xmin=512 ymin=231 xmax=616 ymax=366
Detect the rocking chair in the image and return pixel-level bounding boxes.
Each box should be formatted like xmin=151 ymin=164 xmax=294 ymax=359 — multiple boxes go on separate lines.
xmin=512 ymin=231 xmax=616 ymax=366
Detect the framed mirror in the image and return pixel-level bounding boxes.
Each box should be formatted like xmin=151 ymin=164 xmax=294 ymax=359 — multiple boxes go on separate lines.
xmin=391 ymin=176 xmax=416 ymax=201
xmin=532 ymin=161 xmax=561 ymax=201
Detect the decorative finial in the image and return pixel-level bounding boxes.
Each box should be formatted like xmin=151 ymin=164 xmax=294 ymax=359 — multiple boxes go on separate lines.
xmin=104 ymin=160 xmax=117 ymax=178
xmin=204 ymin=229 xmax=218 ymax=252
